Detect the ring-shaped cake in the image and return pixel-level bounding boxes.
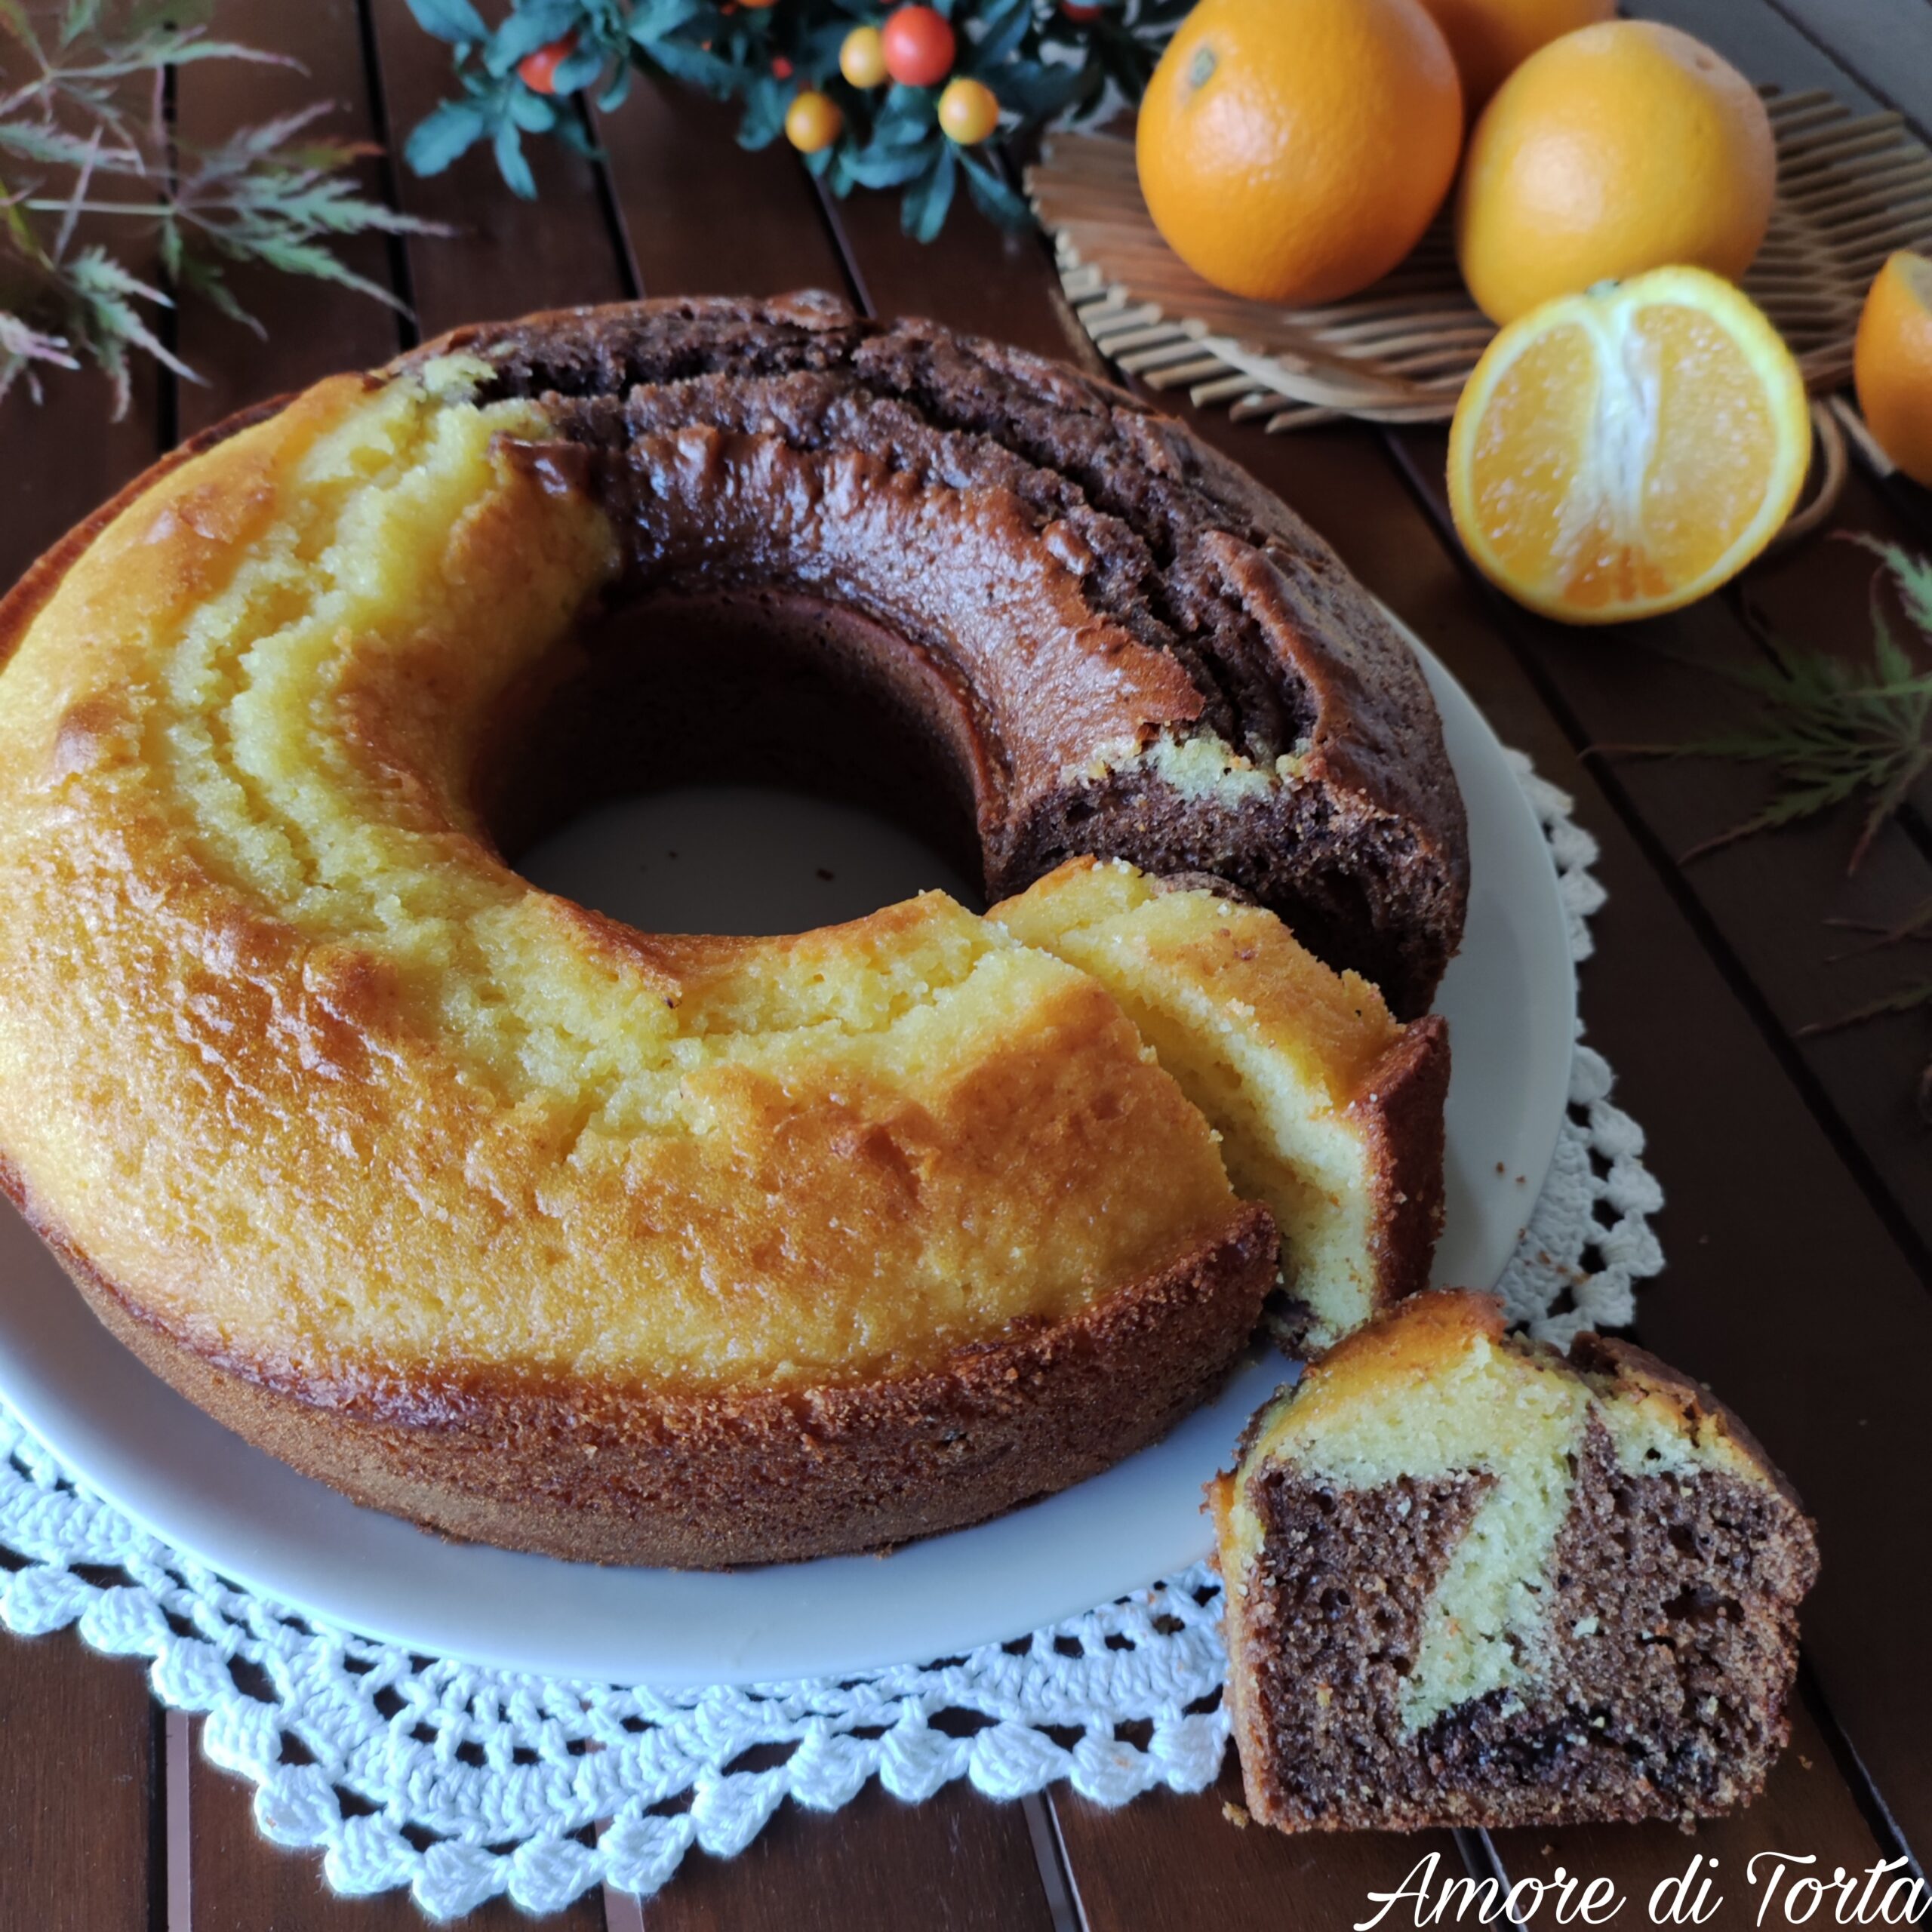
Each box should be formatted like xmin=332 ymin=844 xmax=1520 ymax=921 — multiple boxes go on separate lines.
xmin=0 ymin=297 xmax=1463 ymax=1564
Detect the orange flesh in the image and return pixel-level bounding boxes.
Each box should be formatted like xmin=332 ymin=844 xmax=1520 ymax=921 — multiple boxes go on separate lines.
xmin=1464 ymin=297 xmax=1794 ymax=611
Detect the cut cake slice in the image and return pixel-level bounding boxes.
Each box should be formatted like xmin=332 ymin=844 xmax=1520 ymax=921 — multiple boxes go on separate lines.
xmin=995 ymin=857 xmax=1447 ymax=1347
xmin=1211 ymin=1291 xmax=1819 ymax=1831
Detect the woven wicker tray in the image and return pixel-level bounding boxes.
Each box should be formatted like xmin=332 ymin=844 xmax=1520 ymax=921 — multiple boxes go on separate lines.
xmin=1028 ymin=87 xmax=1932 ymax=448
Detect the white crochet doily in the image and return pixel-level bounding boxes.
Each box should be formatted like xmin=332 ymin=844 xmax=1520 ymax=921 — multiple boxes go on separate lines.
xmin=0 ymin=754 xmax=1660 ymax=1921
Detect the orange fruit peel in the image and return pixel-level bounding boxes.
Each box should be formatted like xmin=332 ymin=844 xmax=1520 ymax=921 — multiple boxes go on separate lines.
xmin=1854 ymin=250 xmax=1932 ymax=488
xmin=1135 ymin=0 xmax=1463 ymax=308
xmin=1454 ymin=20 xmax=1775 ymax=326
xmin=1447 ymin=266 xmax=1811 ymax=623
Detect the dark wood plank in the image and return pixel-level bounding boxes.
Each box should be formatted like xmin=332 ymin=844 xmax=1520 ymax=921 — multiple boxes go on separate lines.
xmin=1235 ymin=424 xmax=1932 ymax=1862
xmin=0 ymin=1632 xmax=153 ymax=1932
xmin=594 ymin=76 xmax=838 ymax=300
xmin=1399 ymin=0 xmax=1932 ymax=1278
xmin=1398 ymin=423 xmax=1932 ymax=1272
xmin=0 ymin=278 xmax=165 ymax=1932
xmin=817 ymin=197 xmax=1932 ymax=1866
xmin=1488 ymin=1697 xmax=1890 ymax=1928
xmin=638 ymin=1784 xmax=1056 ymax=1932
xmin=1054 ymin=1754 xmax=1467 ymax=1932
xmin=361 ymin=0 xmax=629 ymax=336
xmin=1758 ymin=0 xmax=1932 ymax=139
xmin=187 ymin=1743 xmax=604 ymax=1930
xmin=829 ymin=177 xmax=1095 ymax=364
xmin=171 ymin=0 xmax=403 ymax=435
xmin=0 ymin=365 xmax=160 ymax=584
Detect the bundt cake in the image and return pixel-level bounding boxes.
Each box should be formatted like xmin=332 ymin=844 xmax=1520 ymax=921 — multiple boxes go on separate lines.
xmin=1213 ymin=1293 xmax=1819 ymax=1831
xmin=0 ymin=296 xmax=1465 ymax=1567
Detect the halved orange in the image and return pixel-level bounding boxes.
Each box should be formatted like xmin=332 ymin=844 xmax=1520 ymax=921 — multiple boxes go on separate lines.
xmin=1447 ymin=265 xmax=1810 ymax=623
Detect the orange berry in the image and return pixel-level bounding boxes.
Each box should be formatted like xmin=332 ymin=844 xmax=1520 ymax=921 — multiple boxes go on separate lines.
xmin=1855 ymin=251 xmax=1932 ymax=488
xmin=785 ymin=89 xmax=844 ymax=154
xmin=881 ymin=6 xmax=955 ymax=87
xmin=937 ymin=75 xmax=1000 ymax=143
xmin=516 ymin=33 xmax=576 ymax=95
xmin=738 ymin=0 xmax=780 ymax=9
xmin=840 ymin=24 xmax=888 ymax=88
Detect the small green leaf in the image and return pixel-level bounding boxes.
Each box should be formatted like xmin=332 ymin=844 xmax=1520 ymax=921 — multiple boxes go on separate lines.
xmin=406 ymin=97 xmax=491 ymax=175
xmin=493 ymin=118 xmax=537 ymax=197
xmin=404 ymin=0 xmax=490 ymax=47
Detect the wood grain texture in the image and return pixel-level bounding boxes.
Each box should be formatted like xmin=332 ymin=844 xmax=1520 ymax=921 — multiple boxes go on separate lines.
xmin=1054 ymin=1755 xmax=1467 ymax=1932
xmin=361 ymin=0 xmax=629 ymax=336
xmin=827 ymin=177 xmax=1098 ymax=365
xmin=1488 ymin=1700 xmax=1890 ymax=1930
xmin=171 ymin=0 xmax=403 ymax=435
xmin=635 ymin=1786 xmax=1056 ymax=1932
xmin=817 ymin=182 xmax=1932 ymax=1874
xmin=0 ymin=1634 xmax=152 ymax=1932
xmin=594 ymin=77 xmax=839 ymax=299
xmin=1259 ymin=422 xmax=1932 ymax=1863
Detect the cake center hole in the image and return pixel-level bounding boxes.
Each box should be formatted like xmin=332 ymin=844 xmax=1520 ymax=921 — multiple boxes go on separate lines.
xmin=518 ymin=785 xmax=983 ymax=936
xmin=485 ymin=589 xmax=991 ymax=933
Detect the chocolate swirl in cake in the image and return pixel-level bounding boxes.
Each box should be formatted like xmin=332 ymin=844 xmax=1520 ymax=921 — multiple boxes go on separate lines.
xmin=420 ymin=291 xmax=1468 ymax=1017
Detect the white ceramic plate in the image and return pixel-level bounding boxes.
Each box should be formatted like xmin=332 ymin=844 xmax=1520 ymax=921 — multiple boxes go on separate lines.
xmin=0 ymin=620 xmax=1574 ymax=1685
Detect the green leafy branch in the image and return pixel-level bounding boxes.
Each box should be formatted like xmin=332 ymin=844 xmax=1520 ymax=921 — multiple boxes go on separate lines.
xmin=1619 ymin=537 xmax=1932 ymax=870
xmin=2 ymin=0 xmax=446 ymax=414
xmin=401 ymin=0 xmax=1189 ymax=241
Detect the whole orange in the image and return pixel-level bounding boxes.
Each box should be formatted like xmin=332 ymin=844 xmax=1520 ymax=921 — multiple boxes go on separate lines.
xmin=1414 ymin=0 xmax=1614 ymax=110
xmin=1855 ymin=251 xmax=1932 ymax=487
xmin=1136 ymin=0 xmax=1463 ymax=308
xmin=1456 ymin=20 xmax=1775 ymax=325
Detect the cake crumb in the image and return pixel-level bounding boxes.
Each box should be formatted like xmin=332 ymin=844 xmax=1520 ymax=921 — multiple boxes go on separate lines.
xmin=1222 ymin=1801 xmax=1250 ymax=1829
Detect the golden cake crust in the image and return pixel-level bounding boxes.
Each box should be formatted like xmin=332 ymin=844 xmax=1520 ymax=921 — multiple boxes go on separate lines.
xmin=9 ymin=1153 xmax=1274 ymax=1566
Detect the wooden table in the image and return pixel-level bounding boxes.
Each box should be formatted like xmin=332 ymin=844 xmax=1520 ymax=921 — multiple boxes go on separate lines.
xmin=2 ymin=1 xmax=1929 ymax=1925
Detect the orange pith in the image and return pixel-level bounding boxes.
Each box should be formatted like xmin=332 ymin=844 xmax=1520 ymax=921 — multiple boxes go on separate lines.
xmin=1447 ymin=267 xmax=1810 ymax=623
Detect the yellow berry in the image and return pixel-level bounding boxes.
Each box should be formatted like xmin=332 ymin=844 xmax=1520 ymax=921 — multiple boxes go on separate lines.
xmin=937 ymin=75 xmax=999 ymax=144
xmin=784 ymin=90 xmax=844 ymax=154
xmin=840 ymin=25 xmax=888 ymax=88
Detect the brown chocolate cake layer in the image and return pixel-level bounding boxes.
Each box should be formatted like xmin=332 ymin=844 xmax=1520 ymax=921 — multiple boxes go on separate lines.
xmin=1214 ymin=1294 xmax=1819 ymax=1832
xmin=412 ymin=292 xmax=1469 ymax=1016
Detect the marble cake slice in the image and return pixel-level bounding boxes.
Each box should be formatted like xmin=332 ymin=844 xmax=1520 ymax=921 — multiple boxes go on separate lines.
xmin=1211 ymin=1291 xmax=1819 ymax=1831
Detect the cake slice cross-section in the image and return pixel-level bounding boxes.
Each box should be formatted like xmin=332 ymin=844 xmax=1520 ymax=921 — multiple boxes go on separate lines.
xmin=1211 ymin=1291 xmax=1820 ymax=1831
xmin=994 ymin=857 xmax=1448 ymax=1349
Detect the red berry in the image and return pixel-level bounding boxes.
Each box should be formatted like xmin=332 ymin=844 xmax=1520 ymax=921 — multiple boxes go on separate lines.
xmin=881 ymin=6 xmax=955 ymax=88
xmin=771 ymin=54 xmax=794 ymax=78
xmin=1060 ymin=1 xmax=1103 ymax=17
xmin=516 ymin=32 xmax=576 ymax=95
